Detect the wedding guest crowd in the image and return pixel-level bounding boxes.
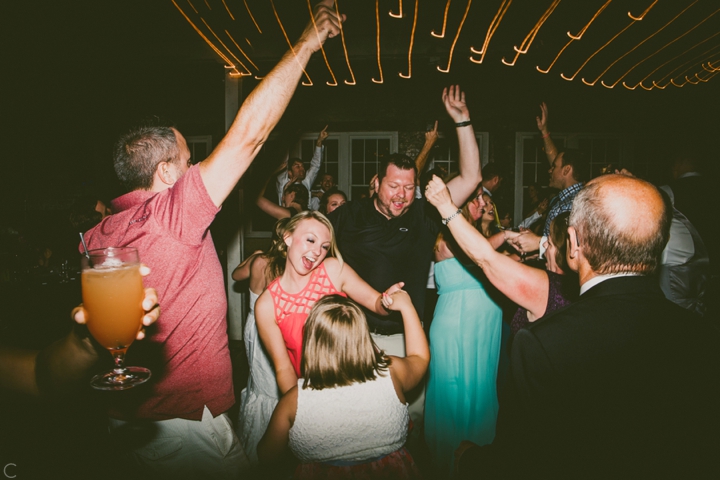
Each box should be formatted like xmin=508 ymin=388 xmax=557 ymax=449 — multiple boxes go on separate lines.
xmin=5 ymin=2 xmax=718 ymax=479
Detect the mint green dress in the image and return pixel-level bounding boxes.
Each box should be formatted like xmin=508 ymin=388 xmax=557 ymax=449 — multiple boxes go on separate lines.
xmin=425 ymin=257 xmax=503 ymax=476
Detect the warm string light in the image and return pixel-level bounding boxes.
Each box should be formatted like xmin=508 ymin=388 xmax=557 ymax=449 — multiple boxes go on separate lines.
xmin=334 ymin=0 xmax=357 ymax=85
xmin=174 ymin=0 xmax=715 ymax=91
xmin=389 ymin=0 xmax=403 ymax=19
xmin=502 ymin=0 xmax=560 ymax=67
xmin=561 ymin=22 xmax=635 ymax=81
xmin=372 ymin=0 xmax=384 ymax=83
xmin=243 ymin=0 xmax=262 ymax=34
xmin=561 ymin=0 xmax=657 ymax=81
xmin=628 ymin=0 xmax=658 ymax=21
xmin=470 ymin=0 xmax=512 ymax=65
xmin=270 ymin=0 xmax=313 ymax=86
xmin=592 ymin=1 xmax=697 ymax=88
xmin=640 ymin=36 xmax=720 ymax=89
xmin=221 ymin=0 xmax=234 ymax=20
xmin=306 ymin=0 xmax=339 ymax=86
xmin=399 ymin=0 xmax=419 ymax=78
xmin=172 ymin=0 xmax=242 ymax=76
xmin=537 ymin=0 xmax=611 ymax=74
xmin=431 ymin=0 xmax=452 ymax=38
xmin=437 ymin=0 xmax=472 ymax=73
xmin=225 ymin=30 xmax=259 ymax=71
xmin=660 ymin=51 xmax=720 ymax=88
xmin=620 ymin=7 xmax=720 ymax=90
xmin=201 ymin=18 xmax=252 ymax=75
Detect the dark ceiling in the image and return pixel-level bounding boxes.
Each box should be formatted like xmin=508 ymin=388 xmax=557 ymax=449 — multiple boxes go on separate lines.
xmin=2 ymin=0 xmax=719 ymax=220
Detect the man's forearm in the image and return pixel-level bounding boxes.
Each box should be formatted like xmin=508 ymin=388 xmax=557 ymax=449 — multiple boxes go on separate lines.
xmin=542 ymin=133 xmax=558 ymax=165
xmin=447 ymin=125 xmax=482 ymax=204
xmin=415 ymin=138 xmax=435 ymax=174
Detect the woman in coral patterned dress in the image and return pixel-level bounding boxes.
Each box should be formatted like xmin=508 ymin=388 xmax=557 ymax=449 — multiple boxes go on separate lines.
xmin=254 ymin=211 xmax=403 ymax=396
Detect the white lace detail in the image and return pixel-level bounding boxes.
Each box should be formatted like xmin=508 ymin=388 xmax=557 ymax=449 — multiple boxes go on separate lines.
xmin=289 ymin=372 xmax=409 ymax=463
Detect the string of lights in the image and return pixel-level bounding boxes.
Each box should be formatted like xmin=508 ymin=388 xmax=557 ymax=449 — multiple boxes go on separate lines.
xmin=172 ymin=0 xmax=717 ymax=90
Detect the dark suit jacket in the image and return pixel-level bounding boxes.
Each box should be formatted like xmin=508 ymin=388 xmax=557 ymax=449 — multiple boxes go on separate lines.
xmin=459 ymin=275 xmax=719 ymax=479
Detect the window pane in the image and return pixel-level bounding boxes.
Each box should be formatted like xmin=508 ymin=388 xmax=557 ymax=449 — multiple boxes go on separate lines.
xmin=352 ymin=163 xmax=364 ymax=184
xmin=352 ymin=139 xmax=364 ymax=163
xmin=523 ymin=139 xmax=536 ymax=163
xmin=523 ymin=164 xmax=536 ymax=185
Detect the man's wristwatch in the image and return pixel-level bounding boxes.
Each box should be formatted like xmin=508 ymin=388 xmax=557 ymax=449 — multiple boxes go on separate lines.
xmin=442 ymin=208 xmax=463 ymax=225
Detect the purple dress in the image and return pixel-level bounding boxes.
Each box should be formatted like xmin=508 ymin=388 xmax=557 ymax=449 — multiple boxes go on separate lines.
xmin=511 ymin=271 xmax=577 ymax=334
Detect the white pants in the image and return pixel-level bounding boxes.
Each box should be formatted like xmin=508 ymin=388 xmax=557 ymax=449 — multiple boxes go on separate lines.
xmin=371 ymin=332 xmax=426 ymax=428
xmin=108 ymin=406 xmax=249 ymax=480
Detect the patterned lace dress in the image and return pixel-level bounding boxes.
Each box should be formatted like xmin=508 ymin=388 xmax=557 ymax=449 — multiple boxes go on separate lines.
xmin=266 ymin=262 xmax=345 ymax=377
xmin=237 ymin=290 xmax=279 ymax=464
xmin=289 ymin=373 xmax=421 ymax=479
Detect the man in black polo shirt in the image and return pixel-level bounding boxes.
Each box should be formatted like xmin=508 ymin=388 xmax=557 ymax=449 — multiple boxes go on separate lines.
xmin=327 ymin=85 xmax=482 ymax=423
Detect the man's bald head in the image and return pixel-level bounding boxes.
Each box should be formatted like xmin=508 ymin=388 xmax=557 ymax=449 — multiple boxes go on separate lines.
xmin=569 ymin=174 xmax=670 ymax=275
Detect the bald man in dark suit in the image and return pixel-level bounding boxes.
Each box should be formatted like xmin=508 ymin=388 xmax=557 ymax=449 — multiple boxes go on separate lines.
xmin=457 ymin=175 xmax=720 ymax=479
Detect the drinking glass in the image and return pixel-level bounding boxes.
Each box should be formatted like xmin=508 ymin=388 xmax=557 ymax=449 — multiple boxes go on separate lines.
xmin=81 ymin=247 xmax=151 ymax=390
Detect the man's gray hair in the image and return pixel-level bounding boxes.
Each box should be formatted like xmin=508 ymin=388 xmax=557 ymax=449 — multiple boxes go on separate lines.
xmin=569 ymin=180 xmax=670 ymax=275
xmin=114 ymin=122 xmax=179 ymax=191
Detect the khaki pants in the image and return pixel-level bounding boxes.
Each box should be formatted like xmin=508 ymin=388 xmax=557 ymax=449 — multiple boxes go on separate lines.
xmin=108 ymin=406 xmax=249 ymax=480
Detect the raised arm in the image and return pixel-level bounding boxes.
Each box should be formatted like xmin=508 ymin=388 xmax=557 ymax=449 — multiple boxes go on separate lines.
xmin=255 ymin=292 xmax=298 ymax=395
xmin=443 ymin=86 xmax=483 ymax=206
xmin=324 ymin=258 xmax=402 ymax=316
xmin=302 ymin=125 xmax=328 ymax=192
xmin=198 ymin=0 xmax=344 ymax=207
xmin=257 ymin=169 xmax=294 ymax=220
xmin=536 ymin=102 xmax=558 ymax=166
xmin=384 ymin=290 xmax=429 ymax=393
xmin=415 ymin=121 xmax=439 ymax=175
xmin=426 ymin=176 xmax=549 ymax=319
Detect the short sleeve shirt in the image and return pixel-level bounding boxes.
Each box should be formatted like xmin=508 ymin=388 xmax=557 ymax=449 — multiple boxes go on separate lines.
xmin=82 ymin=165 xmax=233 ymax=421
xmin=328 ymin=197 xmax=440 ymax=334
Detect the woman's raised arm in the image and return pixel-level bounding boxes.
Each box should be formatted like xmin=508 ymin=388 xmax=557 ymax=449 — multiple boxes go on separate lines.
xmin=383 ymin=290 xmax=429 ymax=393
xmin=426 ymin=176 xmax=549 ymax=320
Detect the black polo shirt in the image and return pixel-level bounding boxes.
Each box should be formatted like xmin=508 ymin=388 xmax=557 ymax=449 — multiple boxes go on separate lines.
xmin=328 ymin=196 xmax=441 ymax=334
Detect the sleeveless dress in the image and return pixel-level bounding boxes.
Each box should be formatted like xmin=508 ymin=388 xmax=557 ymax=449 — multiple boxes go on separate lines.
xmin=237 ymin=290 xmax=280 ymax=465
xmin=425 ymin=257 xmax=503 ymax=476
xmin=510 ymin=270 xmax=577 ymax=335
xmin=266 ymin=262 xmax=344 ymax=377
xmin=289 ymin=372 xmax=421 ymax=479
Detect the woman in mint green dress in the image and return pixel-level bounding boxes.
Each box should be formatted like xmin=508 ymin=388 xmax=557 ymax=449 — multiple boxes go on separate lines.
xmin=425 ymin=191 xmax=503 ymax=476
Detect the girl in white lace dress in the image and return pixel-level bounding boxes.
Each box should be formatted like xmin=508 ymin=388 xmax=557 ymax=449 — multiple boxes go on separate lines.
xmin=257 ymin=292 xmax=429 ymax=479
xmin=232 ymin=220 xmax=288 ymax=464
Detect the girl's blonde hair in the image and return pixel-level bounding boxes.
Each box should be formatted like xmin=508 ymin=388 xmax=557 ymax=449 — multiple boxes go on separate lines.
xmin=301 ymin=295 xmax=389 ymax=390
